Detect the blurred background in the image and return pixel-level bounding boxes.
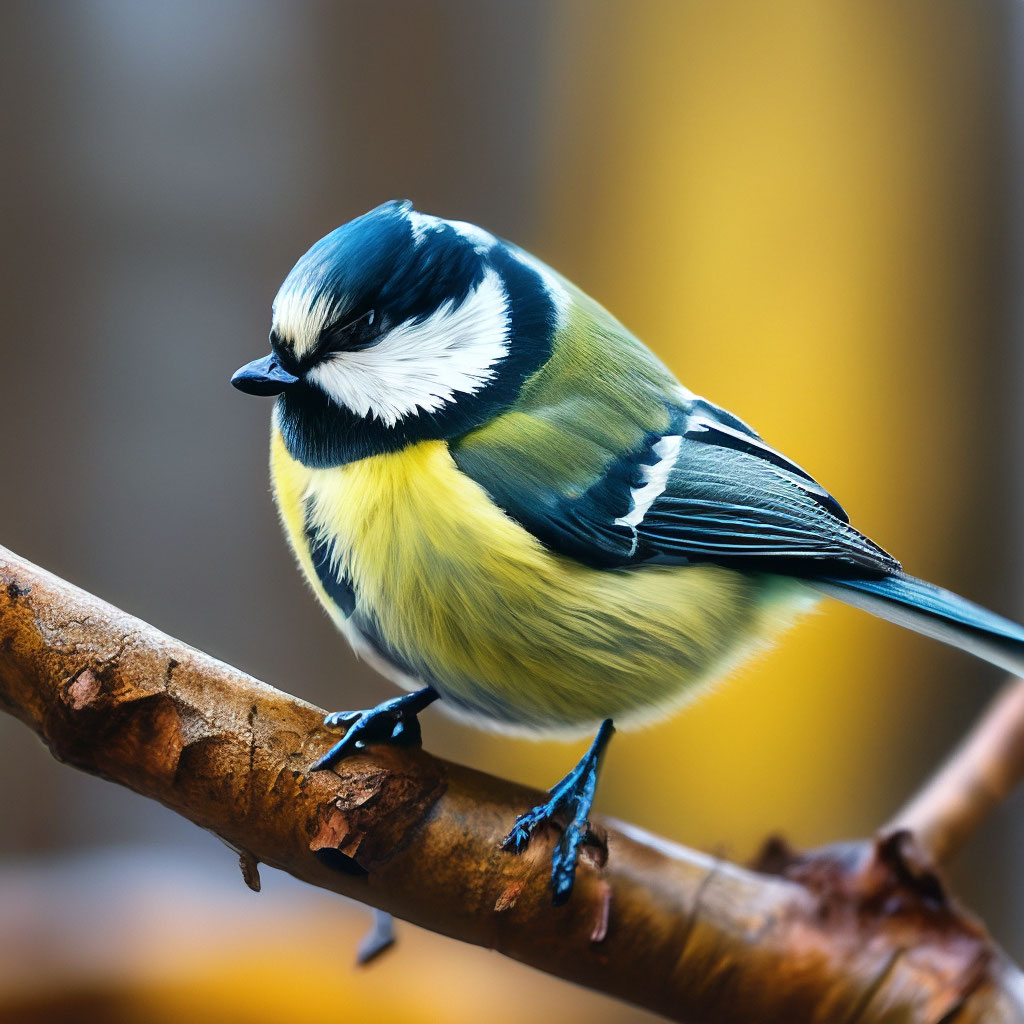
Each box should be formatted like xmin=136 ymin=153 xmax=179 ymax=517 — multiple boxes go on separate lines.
xmin=1 ymin=1 xmax=1023 ymax=1020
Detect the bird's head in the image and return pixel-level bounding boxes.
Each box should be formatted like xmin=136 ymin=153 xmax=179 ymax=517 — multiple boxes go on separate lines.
xmin=232 ymin=200 xmax=565 ymax=467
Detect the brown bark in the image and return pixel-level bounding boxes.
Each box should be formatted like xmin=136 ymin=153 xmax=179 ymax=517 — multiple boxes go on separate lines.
xmin=0 ymin=543 xmax=1021 ymax=1024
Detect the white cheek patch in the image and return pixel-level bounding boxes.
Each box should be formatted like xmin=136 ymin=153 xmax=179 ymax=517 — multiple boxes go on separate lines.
xmin=309 ymin=267 xmax=511 ymax=426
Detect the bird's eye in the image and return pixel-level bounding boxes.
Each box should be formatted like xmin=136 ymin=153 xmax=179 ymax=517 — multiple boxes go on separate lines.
xmin=321 ymin=309 xmax=379 ymax=354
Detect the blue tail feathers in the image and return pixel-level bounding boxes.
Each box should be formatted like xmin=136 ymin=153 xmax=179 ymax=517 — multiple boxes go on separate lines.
xmin=812 ymin=573 xmax=1024 ymax=676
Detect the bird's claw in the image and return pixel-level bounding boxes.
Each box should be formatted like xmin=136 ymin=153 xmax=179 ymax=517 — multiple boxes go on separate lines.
xmin=311 ymin=690 xmax=433 ymax=772
xmin=500 ymin=816 xmax=537 ymax=855
xmin=500 ymin=790 xmax=594 ymax=904
xmin=500 ymin=718 xmax=614 ymax=905
xmin=323 ymin=710 xmax=362 ymax=729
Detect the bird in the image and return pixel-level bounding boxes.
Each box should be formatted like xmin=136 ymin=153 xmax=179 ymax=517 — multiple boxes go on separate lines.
xmin=232 ymin=199 xmax=1024 ymax=904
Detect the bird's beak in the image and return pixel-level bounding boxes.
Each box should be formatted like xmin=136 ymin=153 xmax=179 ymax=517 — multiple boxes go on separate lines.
xmin=231 ymin=353 xmax=300 ymax=396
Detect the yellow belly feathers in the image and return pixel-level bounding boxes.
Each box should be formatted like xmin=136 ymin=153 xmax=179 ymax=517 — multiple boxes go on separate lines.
xmin=270 ymin=427 xmax=811 ymax=736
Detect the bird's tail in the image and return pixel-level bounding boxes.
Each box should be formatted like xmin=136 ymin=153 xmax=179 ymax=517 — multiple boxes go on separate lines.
xmin=810 ymin=574 xmax=1024 ymax=677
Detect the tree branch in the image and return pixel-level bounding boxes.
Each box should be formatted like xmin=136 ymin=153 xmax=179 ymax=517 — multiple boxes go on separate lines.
xmin=1 ymin=543 xmax=1022 ymax=1024
xmin=885 ymin=676 xmax=1024 ymax=865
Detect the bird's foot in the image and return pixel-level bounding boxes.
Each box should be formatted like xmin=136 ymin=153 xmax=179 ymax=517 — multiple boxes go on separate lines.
xmin=501 ymin=718 xmax=614 ymax=905
xmin=310 ymin=686 xmax=438 ymax=772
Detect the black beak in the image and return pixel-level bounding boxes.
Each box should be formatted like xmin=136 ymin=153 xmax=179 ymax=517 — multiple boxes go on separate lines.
xmin=231 ymin=353 xmax=300 ymax=396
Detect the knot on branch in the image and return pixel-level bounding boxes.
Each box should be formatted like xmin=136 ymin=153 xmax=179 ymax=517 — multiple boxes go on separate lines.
xmin=755 ymin=831 xmax=976 ymax=924
xmin=754 ymin=832 xmax=995 ymax=1011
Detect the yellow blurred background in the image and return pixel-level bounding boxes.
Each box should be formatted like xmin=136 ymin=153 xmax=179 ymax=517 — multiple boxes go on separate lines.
xmin=1 ymin=1 xmax=1022 ymax=1021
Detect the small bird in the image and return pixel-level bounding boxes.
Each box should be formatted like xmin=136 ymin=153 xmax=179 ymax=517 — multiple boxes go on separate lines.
xmin=233 ymin=200 xmax=1024 ymax=903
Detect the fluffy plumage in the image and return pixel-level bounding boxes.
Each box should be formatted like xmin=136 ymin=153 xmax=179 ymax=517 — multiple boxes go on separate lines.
xmin=272 ymin=427 xmax=813 ymax=734
xmin=237 ymin=200 xmax=1024 ymax=739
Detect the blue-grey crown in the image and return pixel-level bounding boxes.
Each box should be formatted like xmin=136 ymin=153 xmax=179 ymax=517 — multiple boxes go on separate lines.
xmin=273 ymin=200 xmax=493 ymax=362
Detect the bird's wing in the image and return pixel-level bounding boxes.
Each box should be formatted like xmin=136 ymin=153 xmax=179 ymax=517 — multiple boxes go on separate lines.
xmin=450 ymin=295 xmax=899 ymax=577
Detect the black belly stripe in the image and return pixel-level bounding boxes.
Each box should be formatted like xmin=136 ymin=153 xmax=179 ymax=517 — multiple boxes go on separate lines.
xmin=301 ymin=505 xmax=503 ymax=716
xmin=304 ymin=501 xmax=357 ymax=617
xmin=302 ymin=500 xmax=428 ymax=684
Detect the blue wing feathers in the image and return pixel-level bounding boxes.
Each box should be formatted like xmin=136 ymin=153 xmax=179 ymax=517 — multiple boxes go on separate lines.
xmin=454 ymin=396 xmax=900 ymax=574
xmin=819 ymin=574 xmax=1024 ymax=645
xmin=635 ymin=437 xmax=899 ymax=573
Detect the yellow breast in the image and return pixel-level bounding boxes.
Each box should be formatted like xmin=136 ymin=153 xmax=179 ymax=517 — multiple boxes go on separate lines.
xmin=270 ymin=427 xmax=810 ymax=735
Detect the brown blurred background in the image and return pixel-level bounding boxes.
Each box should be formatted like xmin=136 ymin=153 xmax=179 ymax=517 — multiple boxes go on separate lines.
xmin=1 ymin=1 xmax=1023 ymax=1021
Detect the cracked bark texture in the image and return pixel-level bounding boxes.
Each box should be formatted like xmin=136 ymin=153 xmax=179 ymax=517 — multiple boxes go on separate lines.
xmin=1 ymin=544 xmax=1022 ymax=1024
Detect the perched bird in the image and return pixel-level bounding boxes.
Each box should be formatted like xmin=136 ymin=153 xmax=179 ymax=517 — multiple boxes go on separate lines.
xmin=233 ymin=200 xmax=1024 ymax=903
